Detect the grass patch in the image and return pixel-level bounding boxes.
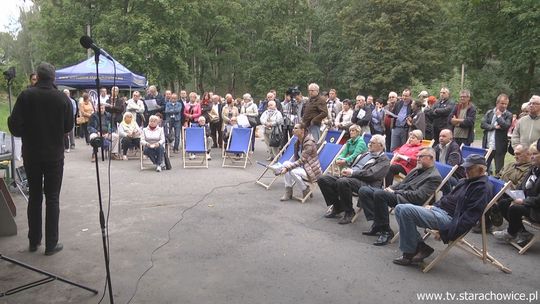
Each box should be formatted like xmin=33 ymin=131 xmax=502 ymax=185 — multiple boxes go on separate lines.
xmin=0 ymin=100 xmax=10 ymax=133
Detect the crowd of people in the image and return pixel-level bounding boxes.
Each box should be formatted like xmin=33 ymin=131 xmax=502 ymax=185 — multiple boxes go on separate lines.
xmin=18 ymin=64 xmax=539 ymax=262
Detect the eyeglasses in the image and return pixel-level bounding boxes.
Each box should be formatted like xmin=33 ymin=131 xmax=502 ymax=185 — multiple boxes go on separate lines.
xmin=350 ymin=129 xmax=359 ymax=132
xmin=417 ymin=154 xmax=432 ymax=158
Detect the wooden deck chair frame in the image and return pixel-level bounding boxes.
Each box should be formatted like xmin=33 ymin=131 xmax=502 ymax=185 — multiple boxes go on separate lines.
xmin=422 ymin=177 xmax=512 ymax=274
xmin=509 ymin=218 xmax=540 ymax=254
xmin=140 ymin=142 xmax=159 ymax=170
xmin=421 ymin=139 xmax=435 ymax=147
xmin=389 ymin=163 xmax=459 ymax=243
xmin=460 ymin=144 xmax=493 ymax=161
xmin=255 ymin=135 xmax=298 ymax=189
xmin=222 ymin=127 xmax=253 ymax=169
xmin=293 ymin=142 xmax=344 ymax=203
xmin=182 ymin=127 xmax=208 ymax=169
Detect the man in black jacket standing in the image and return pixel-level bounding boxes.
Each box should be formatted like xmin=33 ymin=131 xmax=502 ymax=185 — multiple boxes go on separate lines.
xmin=8 ymin=62 xmax=74 ymax=255
xmin=425 ymin=87 xmax=455 ymax=146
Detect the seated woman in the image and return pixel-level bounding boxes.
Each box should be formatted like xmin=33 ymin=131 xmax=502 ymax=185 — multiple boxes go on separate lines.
xmin=335 ymin=124 xmax=367 ymax=168
xmin=141 ymin=115 xmax=165 ymax=172
xmin=118 ymin=112 xmax=141 ymax=160
xmin=385 ymin=130 xmax=423 ymax=186
xmin=493 ymin=142 xmax=540 ymax=247
xmin=279 ymin=123 xmax=322 ymax=201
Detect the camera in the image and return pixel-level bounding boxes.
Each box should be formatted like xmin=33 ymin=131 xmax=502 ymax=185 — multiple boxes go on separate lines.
xmin=3 ymin=67 xmax=16 ymax=81
xmin=286 ymin=86 xmax=301 ymax=98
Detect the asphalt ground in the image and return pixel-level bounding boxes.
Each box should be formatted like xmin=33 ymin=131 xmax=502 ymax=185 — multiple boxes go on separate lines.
xmin=0 ymin=136 xmax=539 ymax=304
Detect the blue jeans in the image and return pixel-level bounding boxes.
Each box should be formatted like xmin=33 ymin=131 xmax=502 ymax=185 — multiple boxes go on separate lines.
xmin=308 ymin=124 xmax=321 ymax=142
xmin=168 ymin=120 xmax=182 ymax=151
xmin=394 ymin=204 xmax=452 ymax=254
xmin=144 ymin=145 xmax=164 ymax=166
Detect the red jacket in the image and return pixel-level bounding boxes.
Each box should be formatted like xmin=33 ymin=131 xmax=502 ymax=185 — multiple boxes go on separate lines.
xmin=392 ymin=143 xmax=422 ymax=173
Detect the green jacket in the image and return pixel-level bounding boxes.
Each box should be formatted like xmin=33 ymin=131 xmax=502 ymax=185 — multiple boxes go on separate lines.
xmin=338 ymin=136 xmax=367 ymax=165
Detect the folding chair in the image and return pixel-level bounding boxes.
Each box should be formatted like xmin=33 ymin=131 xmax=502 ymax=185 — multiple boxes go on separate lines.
xmin=255 ymin=136 xmax=298 ymax=189
xmin=460 ymin=144 xmax=492 ymax=160
xmin=324 ymin=130 xmax=345 ymax=145
xmin=293 ymin=142 xmax=344 ymax=203
xmin=182 ymin=127 xmax=208 ymax=169
xmin=422 ymin=176 xmax=512 ymax=274
xmin=222 ymin=127 xmax=253 ymax=168
xmin=389 ymin=163 xmax=458 ymax=243
xmin=362 ymin=133 xmax=372 ymax=146
xmin=421 ymin=139 xmax=434 ymax=147
xmin=139 ymin=141 xmax=163 ymax=170
xmin=510 ymin=218 xmax=540 ymax=254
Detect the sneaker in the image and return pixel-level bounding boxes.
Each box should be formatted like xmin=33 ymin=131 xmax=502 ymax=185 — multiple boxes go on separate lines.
xmin=65 ymin=149 xmax=70 ymax=153
xmin=492 ymin=230 xmax=516 ymax=242
xmin=206 ymin=153 xmax=212 ymax=160
xmin=70 ymin=145 xmax=75 ymax=149
xmin=122 ymin=155 xmax=128 ymax=161
xmin=91 ymin=155 xmax=96 ymax=162
xmin=156 ymin=165 xmax=162 ymax=172
xmin=516 ymin=231 xmax=534 ymax=247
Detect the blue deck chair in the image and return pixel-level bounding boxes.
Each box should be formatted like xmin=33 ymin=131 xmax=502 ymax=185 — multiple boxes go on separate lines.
xmin=182 ymin=127 xmax=208 ymax=168
xmin=422 ymin=176 xmax=512 ymax=274
xmin=323 ymin=129 xmax=345 ymax=145
xmin=293 ymin=142 xmax=344 ymax=203
xmin=363 ymin=133 xmax=372 ymax=146
xmin=461 ymin=144 xmax=492 ymax=160
xmin=222 ymin=127 xmax=253 ymax=168
xmin=255 ymin=136 xmax=298 ymax=189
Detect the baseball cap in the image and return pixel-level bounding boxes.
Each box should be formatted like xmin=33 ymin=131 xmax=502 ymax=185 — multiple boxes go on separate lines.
xmin=462 ymin=154 xmax=487 ymax=168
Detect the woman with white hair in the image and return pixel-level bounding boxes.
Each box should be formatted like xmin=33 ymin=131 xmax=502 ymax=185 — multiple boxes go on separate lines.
xmin=141 ymin=115 xmax=165 ymax=172
xmin=118 ymin=112 xmax=141 ymax=160
xmin=385 ymin=130 xmax=424 ymax=186
xmin=260 ymin=100 xmax=284 ymax=161
xmin=241 ymin=93 xmax=259 ymax=152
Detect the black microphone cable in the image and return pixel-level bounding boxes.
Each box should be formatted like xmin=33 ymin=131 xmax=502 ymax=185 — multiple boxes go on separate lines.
xmin=125 ymin=180 xmax=254 ymax=304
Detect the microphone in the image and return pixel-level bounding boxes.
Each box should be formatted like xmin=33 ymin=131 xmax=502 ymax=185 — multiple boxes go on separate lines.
xmin=80 ymin=35 xmax=113 ymax=60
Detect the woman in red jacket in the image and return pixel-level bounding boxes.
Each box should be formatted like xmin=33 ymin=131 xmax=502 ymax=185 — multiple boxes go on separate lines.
xmin=385 ymin=129 xmax=423 ymax=186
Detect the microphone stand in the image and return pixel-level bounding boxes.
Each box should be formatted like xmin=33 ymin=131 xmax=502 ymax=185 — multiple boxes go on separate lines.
xmin=92 ymin=51 xmax=115 ymax=304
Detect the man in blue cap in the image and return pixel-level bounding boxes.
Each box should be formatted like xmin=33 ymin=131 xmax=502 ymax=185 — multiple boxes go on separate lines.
xmin=392 ymin=154 xmax=492 ymax=266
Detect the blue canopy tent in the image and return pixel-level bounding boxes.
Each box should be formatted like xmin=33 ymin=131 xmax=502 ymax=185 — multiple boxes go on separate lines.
xmin=55 ymin=56 xmax=147 ymax=89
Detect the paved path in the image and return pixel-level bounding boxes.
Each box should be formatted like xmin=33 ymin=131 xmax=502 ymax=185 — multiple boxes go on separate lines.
xmin=0 ymin=137 xmax=538 ymax=304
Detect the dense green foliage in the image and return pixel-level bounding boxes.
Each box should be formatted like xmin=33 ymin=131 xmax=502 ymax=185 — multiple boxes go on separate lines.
xmin=0 ymin=0 xmax=538 ymax=113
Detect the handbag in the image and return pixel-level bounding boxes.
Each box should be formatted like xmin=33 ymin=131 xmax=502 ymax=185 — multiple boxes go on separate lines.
xmin=269 ymin=125 xmax=283 ymax=147
xmin=208 ymin=108 xmax=220 ymax=123
xmin=247 ymin=115 xmax=261 ymax=127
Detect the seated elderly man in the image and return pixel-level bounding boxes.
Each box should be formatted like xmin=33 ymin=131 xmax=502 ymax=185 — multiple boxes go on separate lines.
xmin=318 ymin=134 xmax=390 ymax=224
xmin=473 ymin=144 xmax=533 ymax=233
xmin=88 ymin=103 xmax=120 ymax=161
xmin=392 ymin=155 xmax=492 ymax=266
xmin=493 ymin=142 xmax=540 ymax=247
xmin=358 ymin=147 xmax=442 ymax=246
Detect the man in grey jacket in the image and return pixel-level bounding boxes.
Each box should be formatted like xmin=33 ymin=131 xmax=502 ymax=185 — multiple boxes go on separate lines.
xmin=358 ymin=147 xmax=442 ymax=246
xmin=318 ymin=134 xmax=390 ymax=224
